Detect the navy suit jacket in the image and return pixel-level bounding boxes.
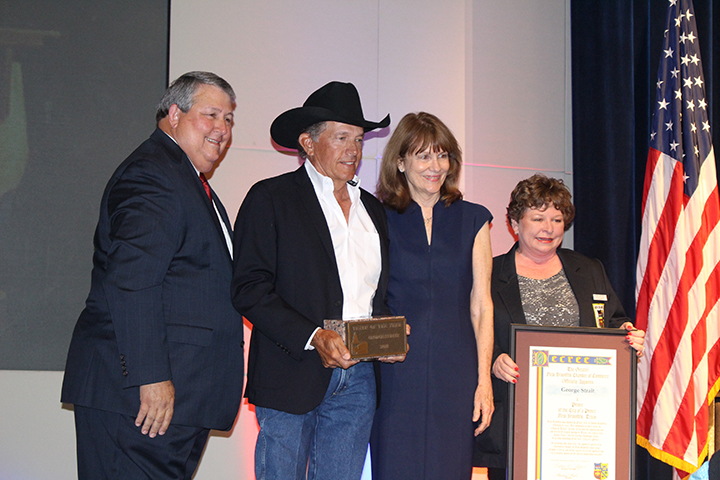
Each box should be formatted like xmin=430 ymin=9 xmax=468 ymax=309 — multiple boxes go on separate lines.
xmin=231 ymin=166 xmax=390 ymax=415
xmin=61 ymin=129 xmax=244 ymax=431
xmin=474 ymin=242 xmax=630 ymax=467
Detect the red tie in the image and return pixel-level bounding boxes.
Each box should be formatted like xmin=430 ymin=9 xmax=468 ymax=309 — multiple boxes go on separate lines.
xmin=199 ymin=173 xmax=212 ymax=201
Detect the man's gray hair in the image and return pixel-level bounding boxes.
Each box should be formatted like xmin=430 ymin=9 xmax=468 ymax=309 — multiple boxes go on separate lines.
xmin=298 ymin=121 xmax=328 ymax=159
xmin=155 ymin=71 xmax=235 ymax=123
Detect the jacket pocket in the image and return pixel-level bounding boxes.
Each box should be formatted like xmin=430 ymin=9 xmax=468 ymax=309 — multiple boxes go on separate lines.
xmin=166 ymin=324 xmax=213 ymax=347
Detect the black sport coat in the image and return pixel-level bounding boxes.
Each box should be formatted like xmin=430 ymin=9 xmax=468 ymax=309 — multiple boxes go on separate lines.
xmin=232 ymin=166 xmax=389 ymax=414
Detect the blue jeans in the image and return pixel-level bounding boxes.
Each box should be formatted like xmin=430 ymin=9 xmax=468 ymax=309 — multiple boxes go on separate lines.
xmin=255 ymin=362 xmax=376 ymax=480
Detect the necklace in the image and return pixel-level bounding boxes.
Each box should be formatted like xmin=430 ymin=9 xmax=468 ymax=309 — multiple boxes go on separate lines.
xmin=420 ymin=199 xmax=437 ymax=226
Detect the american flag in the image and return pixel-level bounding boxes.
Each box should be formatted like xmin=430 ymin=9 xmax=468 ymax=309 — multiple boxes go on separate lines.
xmin=635 ymin=0 xmax=720 ymax=477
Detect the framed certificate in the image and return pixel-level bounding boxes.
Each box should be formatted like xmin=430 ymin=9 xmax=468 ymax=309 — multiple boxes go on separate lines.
xmin=508 ymin=325 xmax=636 ymax=480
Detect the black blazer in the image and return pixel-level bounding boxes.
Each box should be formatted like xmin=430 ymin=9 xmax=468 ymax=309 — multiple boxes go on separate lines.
xmin=474 ymin=242 xmax=630 ymax=467
xmin=232 ymin=166 xmax=390 ymax=415
xmin=493 ymin=243 xmax=630 ymax=357
xmin=61 ymin=129 xmax=244 ymax=431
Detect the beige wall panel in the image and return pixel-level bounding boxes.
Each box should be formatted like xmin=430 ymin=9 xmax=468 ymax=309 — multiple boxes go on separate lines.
xmin=170 ymin=0 xmax=389 ymax=219
xmin=0 ymin=372 xmax=77 ymax=479
xmin=377 ymin=0 xmax=467 ymax=154
xmin=465 ymin=0 xmax=571 ymax=255
xmin=463 ymin=164 xmax=573 ymax=256
xmin=469 ymin=0 xmax=568 ymax=172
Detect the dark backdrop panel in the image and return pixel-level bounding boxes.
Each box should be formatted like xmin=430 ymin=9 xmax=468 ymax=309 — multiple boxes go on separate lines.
xmin=571 ymin=0 xmax=719 ymax=319
xmin=0 ymin=1 xmax=169 ymax=370
xmin=571 ymin=0 xmax=650 ymax=319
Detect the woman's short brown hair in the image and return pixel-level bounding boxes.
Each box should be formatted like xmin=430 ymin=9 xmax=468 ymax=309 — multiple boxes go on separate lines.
xmin=376 ymin=112 xmax=463 ymax=212
xmin=507 ymin=174 xmax=575 ymax=231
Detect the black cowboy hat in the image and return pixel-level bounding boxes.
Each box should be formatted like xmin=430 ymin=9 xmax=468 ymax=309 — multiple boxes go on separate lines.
xmin=270 ymin=81 xmax=390 ymax=149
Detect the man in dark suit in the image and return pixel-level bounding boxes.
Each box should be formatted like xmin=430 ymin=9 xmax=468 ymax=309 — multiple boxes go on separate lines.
xmin=232 ymin=81 xmax=402 ymax=480
xmin=61 ymin=71 xmax=244 ymax=479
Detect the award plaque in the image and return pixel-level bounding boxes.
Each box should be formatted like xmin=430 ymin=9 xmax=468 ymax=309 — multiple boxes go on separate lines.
xmin=323 ymin=316 xmax=407 ymax=360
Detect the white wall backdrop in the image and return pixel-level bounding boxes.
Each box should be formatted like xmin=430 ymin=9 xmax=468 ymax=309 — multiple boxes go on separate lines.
xmin=177 ymin=0 xmax=574 ymax=257
xmin=0 ymin=1 xmax=572 ymax=478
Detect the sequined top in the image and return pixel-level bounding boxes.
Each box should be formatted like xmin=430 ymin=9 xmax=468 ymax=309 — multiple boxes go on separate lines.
xmin=517 ymin=269 xmax=579 ymax=327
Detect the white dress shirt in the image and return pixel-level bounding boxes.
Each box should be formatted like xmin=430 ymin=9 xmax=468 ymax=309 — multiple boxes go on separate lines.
xmin=304 ymin=160 xmax=382 ymax=346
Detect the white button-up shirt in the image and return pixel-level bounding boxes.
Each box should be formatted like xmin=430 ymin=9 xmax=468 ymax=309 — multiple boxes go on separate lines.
xmin=304 ymin=159 xmax=382 ymax=345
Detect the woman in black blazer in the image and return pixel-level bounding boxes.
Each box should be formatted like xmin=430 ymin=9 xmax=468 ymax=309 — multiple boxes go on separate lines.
xmin=473 ymin=174 xmax=645 ymax=480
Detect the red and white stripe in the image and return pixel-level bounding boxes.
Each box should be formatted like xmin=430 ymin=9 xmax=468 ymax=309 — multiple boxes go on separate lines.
xmin=636 ymin=146 xmax=720 ymax=475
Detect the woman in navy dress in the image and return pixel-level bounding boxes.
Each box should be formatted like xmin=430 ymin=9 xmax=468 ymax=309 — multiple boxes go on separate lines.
xmin=370 ymin=112 xmax=495 ymax=479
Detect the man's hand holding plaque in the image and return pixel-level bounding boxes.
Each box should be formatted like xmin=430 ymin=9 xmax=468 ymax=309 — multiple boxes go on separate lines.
xmin=323 ymin=316 xmax=409 ymax=363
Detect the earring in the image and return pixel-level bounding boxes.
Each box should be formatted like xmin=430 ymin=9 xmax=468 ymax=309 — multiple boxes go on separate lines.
xmin=398 ymin=167 xmax=405 ymax=173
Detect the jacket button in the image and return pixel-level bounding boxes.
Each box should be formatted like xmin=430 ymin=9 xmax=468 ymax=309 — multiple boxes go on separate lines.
xmin=334 ymin=300 xmax=342 ymax=307
xmin=122 ymin=371 xmax=128 ymax=376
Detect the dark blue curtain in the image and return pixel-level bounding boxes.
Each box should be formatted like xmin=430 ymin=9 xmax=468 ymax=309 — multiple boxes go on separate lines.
xmin=571 ymin=0 xmax=719 ymax=478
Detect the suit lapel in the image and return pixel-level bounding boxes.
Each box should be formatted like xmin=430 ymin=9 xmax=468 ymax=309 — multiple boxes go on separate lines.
xmin=154 ymin=128 xmax=233 ymax=263
xmin=293 ymin=167 xmax=338 ymax=265
xmin=197 ymin=177 xmax=233 ymax=263
xmin=557 ymin=249 xmax=594 ymax=326
xmin=361 ymin=190 xmax=389 ymax=315
xmin=211 ymin=189 xmax=233 ymax=234
xmin=496 ymin=243 xmax=527 ymax=325
xmin=361 ymin=191 xmax=387 ymax=240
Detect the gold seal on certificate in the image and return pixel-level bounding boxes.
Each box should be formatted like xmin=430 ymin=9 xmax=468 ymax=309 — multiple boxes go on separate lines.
xmin=323 ymin=316 xmax=407 ymax=360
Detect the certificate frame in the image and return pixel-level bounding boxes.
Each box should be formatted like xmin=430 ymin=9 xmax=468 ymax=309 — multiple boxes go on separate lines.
xmin=507 ymin=325 xmax=636 ymax=480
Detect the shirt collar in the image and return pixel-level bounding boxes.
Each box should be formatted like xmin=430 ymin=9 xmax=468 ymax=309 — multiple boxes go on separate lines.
xmin=304 ymin=160 xmax=361 ymax=199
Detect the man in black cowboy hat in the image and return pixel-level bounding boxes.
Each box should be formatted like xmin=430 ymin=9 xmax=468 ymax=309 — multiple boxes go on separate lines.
xmin=232 ymin=81 xmax=401 ymax=480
